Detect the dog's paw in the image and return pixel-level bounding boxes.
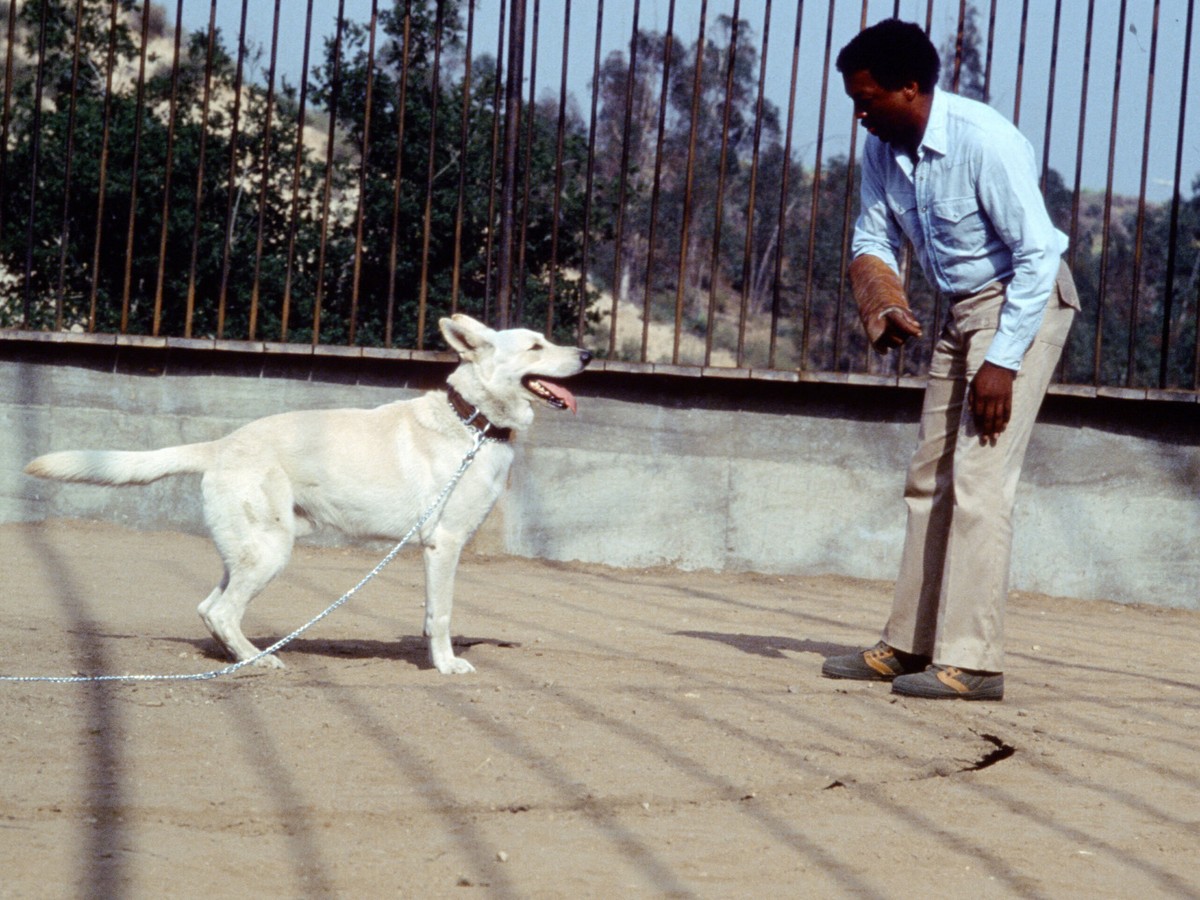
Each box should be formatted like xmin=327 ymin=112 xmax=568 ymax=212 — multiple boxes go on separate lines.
xmin=250 ymin=653 xmax=286 ymax=669
xmin=435 ymin=656 xmax=476 ymax=675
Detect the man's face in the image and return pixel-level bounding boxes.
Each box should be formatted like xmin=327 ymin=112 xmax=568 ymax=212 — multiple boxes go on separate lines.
xmin=842 ymin=68 xmax=923 ymax=152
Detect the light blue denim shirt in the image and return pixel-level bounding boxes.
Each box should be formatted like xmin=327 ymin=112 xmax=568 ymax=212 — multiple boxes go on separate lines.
xmin=851 ymin=87 xmax=1069 ymax=370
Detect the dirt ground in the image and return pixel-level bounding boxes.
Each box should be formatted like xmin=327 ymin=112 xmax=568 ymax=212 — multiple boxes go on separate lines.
xmin=1 ymin=519 xmax=1198 ymax=899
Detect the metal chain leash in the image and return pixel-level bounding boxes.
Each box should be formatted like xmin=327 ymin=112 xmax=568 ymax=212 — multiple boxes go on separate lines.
xmin=0 ymin=430 xmax=491 ymax=685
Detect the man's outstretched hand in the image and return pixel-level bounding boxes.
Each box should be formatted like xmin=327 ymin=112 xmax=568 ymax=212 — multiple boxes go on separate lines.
xmin=873 ymin=306 xmax=923 ymax=352
xmin=848 ymin=255 xmax=923 ymax=354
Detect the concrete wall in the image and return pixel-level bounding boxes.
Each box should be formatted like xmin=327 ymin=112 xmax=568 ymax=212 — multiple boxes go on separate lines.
xmin=2 ymin=336 xmax=1197 ymax=609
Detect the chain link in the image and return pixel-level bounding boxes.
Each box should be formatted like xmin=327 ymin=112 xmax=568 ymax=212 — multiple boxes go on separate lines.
xmin=0 ymin=430 xmax=490 ymax=685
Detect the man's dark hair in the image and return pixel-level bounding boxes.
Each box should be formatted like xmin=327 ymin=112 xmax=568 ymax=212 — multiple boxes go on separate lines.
xmin=836 ymin=19 xmax=941 ymax=94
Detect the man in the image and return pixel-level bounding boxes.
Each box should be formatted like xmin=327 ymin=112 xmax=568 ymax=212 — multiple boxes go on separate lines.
xmin=822 ymin=19 xmax=1079 ymax=701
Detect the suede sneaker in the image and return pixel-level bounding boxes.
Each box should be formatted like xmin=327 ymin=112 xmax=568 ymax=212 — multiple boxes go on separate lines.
xmin=891 ymin=664 xmax=1004 ymax=701
xmin=821 ymin=641 xmax=930 ymax=681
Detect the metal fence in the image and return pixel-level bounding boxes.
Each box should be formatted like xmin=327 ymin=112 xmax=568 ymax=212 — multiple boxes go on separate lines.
xmin=1 ymin=0 xmax=1198 ymax=400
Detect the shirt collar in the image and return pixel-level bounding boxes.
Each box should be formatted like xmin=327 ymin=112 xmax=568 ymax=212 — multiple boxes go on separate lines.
xmin=885 ymin=86 xmax=947 ymax=173
xmin=917 ymin=86 xmax=949 ymax=159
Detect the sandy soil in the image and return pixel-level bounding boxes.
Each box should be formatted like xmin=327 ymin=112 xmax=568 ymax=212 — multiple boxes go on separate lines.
xmin=1 ymin=518 xmax=1197 ymax=899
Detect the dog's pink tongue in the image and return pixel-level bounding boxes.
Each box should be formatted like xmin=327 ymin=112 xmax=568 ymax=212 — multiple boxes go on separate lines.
xmin=539 ymin=379 xmax=577 ymax=413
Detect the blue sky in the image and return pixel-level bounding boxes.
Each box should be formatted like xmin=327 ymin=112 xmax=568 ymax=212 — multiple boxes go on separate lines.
xmin=180 ymin=0 xmax=1200 ymax=203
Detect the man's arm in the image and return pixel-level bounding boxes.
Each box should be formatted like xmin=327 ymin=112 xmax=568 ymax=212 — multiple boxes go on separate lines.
xmin=850 ymin=140 xmax=922 ymax=353
xmin=968 ymin=130 xmax=1067 ymax=442
xmin=848 ymin=255 xmax=923 ymax=353
xmin=975 ymin=136 xmax=1067 ymax=371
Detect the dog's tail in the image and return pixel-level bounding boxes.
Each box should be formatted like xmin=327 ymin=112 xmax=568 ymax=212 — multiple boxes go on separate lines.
xmin=24 ymin=442 xmax=215 ymax=486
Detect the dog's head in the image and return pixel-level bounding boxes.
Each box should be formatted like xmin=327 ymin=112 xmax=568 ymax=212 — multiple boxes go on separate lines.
xmin=440 ymin=314 xmax=591 ymax=430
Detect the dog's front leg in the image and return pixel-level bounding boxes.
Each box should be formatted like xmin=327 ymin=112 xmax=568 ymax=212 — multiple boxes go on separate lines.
xmin=422 ymin=538 xmax=475 ymax=674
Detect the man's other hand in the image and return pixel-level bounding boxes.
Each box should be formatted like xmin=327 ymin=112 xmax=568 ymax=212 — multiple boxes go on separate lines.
xmin=969 ymin=361 xmax=1016 ymax=444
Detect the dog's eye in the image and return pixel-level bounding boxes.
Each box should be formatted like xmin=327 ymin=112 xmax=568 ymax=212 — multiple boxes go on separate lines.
xmin=530 ymin=341 xmax=544 ymax=352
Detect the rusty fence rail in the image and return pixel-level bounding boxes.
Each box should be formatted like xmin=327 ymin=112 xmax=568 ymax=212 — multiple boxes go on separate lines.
xmin=0 ymin=0 xmax=1197 ymax=401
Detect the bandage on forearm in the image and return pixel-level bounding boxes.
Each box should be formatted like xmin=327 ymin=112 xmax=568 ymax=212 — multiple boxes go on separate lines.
xmin=848 ymin=254 xmax=912 ymax=348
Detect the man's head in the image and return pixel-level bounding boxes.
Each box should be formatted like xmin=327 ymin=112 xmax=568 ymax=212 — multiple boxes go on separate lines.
xmin=837 ymin=19 xmax=940 ymax=153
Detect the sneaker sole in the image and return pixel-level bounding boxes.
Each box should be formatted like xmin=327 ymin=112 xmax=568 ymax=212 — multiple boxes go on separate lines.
xmin=820 ymin=662 xmax=895 ymax=681
xmin=891 ymin=679 xmax=1004 ymax=701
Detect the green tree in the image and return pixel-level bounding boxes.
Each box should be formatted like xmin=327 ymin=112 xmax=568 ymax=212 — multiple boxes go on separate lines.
xmin=303 ymin=0 xmax=596 ymax=348
xmin=0 ymin=0 xmax=324 ymax=339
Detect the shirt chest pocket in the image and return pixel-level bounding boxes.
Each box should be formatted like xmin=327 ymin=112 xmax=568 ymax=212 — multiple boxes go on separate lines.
xmin=886 ymin=192 xmax=920 ymax=242
xmin=930 ymin=196 xmax=989 ymax=252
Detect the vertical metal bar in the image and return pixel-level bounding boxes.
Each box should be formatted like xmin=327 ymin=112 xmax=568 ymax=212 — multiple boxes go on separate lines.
xmin=481 ymin=0 xmax=507 ymax=324
xmin=671 ymin=0 xmax=707 ymax=364
xmin=1068 ymin=0 xmax=1096 ymax=275
xmin=184 ymin=0 xmax=220 ymax=339
xmin=248 ymin=0 xmax=282 ymax=342
xmin=87 ymin=0 xmax=123 ymax=333
xmin=1095 ymin=0 xmax=1129 ymax=385
xmin=152 ymin=0 xmax=185 ymax=337
xmin=545 ymin=0 xmax=571 ymax=338
xmin=514 ymin=0 xmax=540 ymax=325
xmin=576 ymin=0 xmax=602 ymax=345
xmin=606 ymin=0 xmax=639 ymax=356
xmin=894 ymin=20 xmax=930 ymax=380
xmin=118 ymin=0 xmax=154 ymax=333
xmin=735 ymin=0 xmax=772 ymax=368
xmin=281 ymin=0 xmax=316 ymax=342
xmin=416 ymin=0 xmax=445 ymax=348
xmin=21 ymin=0 xmax=50 ymax=327
xmin=801 ymin=0 xmax=836 ymax=372
xmin=1011 ymin=0 xmax=1030 ymax=126
xmin=640 ymin=0 xmax=676 ymax=362
xmin=497 ymin=0 xmax=527 ymax=329
xmin=1127 ymin=0 xmax=1160 ymax=387
xmin=1162 ymin=0 xmax=1195 ymax=389
xmin=216 ymin=0 xmax=250 ymax=340
xmin=55 ymin=0 xmax=86 ymax=332
xmin=768 ymin=0 xmax=803 ymax=370
xmin=950 ymin=0 xmax=966 ymax=93
xmin=311 ymin=0 xmax=346 ymax=346
xmin=703 ymin=0 xmax=740 ymax=367
xmin=0 ymin=0 xmax=17 ymax=239
xmin=385 ymin=0 xmax=413 ymax=347
xmin=348 ymin=0 xmax=380 ymax=345
xmin=1039 ymin=0 xmax=1064 ymax=194
xmin=833 ymin=0 xmax=868 ymax=371
xmin=982 ymin=0 xmax=997 ymax=102
xmin=1059 ymin=0 xmax=1096 ymax=384
xmin=450 ymin=0 xmax=477 ymax=316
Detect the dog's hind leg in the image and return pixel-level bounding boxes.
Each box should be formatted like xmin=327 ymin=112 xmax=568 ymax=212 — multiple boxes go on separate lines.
xmin=199 ymin=554 xmax=290 ymax=667
xmin=198 ymin=468 xmax=295 ymax=668
xmin=422 ymin=535 xmax=474 ymax=675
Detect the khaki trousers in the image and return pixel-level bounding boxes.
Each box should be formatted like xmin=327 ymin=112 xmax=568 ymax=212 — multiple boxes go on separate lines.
xmin=882 ymin=262 xmax=1078 ymax=672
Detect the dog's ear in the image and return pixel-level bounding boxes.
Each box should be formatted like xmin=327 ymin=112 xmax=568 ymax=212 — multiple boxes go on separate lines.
xmin=440 ymin=315 xmax=494 ymax=359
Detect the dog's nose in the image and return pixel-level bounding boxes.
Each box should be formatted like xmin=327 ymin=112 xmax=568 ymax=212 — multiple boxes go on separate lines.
xmin=579 ymin=350 xmax=593 ymax=367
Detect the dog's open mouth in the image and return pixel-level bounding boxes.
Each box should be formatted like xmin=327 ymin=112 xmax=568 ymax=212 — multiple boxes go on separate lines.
xmin=523 ymin=376 xmax=578 ymax=413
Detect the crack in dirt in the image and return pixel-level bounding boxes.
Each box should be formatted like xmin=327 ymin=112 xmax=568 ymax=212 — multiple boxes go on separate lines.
xmin=964 ymin=733 xmax=1017 ymax=772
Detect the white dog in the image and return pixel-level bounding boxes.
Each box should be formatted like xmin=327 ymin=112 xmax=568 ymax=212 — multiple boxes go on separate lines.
xmin=25 ymin=315 xmax=591 ymax=674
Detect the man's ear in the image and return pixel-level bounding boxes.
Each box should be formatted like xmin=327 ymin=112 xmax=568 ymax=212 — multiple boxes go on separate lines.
xmin=440 ymin=314 xmax=495 ymax=359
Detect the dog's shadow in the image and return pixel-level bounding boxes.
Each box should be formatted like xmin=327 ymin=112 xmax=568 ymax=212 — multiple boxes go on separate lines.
xmin=163 ymin=635 xmax=520 ymax=671
xmin=673 ymin=631 xmax=855 ymax=661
